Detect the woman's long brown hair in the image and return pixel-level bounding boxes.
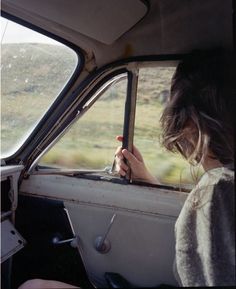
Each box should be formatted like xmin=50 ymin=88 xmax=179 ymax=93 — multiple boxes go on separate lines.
xmin=160 ymin=49 xmax=235 ymax=166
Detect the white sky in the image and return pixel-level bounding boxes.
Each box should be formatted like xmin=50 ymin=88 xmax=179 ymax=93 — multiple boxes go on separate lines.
xmin=1 ymin=17 xmax=62 ymax=45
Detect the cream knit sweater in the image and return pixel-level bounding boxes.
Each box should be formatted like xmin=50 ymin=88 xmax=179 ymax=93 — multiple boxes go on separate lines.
xmin=174 ymin=165 xmax=235 ymax=286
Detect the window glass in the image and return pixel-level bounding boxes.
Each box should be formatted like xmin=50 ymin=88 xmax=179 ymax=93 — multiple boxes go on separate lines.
xmin=1 ymin=17 xmax=78 ymax=157
xmin=40 ymin=76 xmax=127 ymax=170
xmin=135 ymin=66 xmax=203 ymax=186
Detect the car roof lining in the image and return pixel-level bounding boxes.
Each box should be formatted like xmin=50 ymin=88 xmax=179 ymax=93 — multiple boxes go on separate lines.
xmin=1 ymin=0 xmax=234 ymax=66
xmin=2 ymin=0 xmax=148 ymax=45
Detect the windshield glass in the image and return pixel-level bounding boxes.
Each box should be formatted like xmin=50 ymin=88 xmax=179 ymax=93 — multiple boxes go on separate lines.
xmin=1 ymin=17 xmax=79 ymax=158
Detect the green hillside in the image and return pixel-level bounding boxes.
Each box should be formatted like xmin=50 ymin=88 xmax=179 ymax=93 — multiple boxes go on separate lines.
xmin=1 ymin=43 xmax=77 ymax=154
xmin=1 ymin=43 xmax=77 ymax=97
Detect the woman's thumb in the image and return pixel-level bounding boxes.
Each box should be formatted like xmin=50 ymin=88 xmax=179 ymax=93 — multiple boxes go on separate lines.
xmin=116 ymin=135 xmax=123 ymax=142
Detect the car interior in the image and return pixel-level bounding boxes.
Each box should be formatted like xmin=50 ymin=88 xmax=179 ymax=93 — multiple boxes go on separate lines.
xmin=1 ymin=0 xmax=235 ymax=288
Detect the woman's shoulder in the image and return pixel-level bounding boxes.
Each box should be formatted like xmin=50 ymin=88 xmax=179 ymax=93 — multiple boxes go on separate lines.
xmin=175 ymin=165 xmax=234 ymax=232
xmin=199 ymin=165 xmax=234 ymax=187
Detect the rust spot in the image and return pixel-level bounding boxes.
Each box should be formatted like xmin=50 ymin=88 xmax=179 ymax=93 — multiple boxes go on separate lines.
xmin=123 ymin=44 xmax=134 ymax=58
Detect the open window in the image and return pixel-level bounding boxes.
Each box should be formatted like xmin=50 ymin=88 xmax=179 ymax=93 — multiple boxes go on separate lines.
xmin=39 ymin=72 xmax=128 ymax=174
xmin=36 ymin=60 xmax=202 ymax=190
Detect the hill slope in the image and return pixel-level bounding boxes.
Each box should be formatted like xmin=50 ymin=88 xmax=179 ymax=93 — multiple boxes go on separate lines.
xmin=1 ymin=43 xmax=78 ymax=97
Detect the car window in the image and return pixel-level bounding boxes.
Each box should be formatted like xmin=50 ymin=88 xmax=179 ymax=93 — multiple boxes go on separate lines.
xmin=39 ymin=65 xmax=203 ymax=187
xmin=135 ymin=66 xmax=203 ymax=186
xmin=1 ymin=17 xmax=79 ymax=158
xmin=40 ymin=75 xmax=127 ymax=170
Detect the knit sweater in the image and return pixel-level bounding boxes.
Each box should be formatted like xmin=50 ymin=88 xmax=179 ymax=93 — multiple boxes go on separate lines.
xmin=174 ymin=165 xmax=235 ymax=286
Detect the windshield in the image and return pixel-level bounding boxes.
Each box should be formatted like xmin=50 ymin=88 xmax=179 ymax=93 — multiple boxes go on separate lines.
xmin=1 ymin=17 xmax=79 ymax=158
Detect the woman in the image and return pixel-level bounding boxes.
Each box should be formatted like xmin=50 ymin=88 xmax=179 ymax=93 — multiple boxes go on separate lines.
xmin=19 ymin=50 xmax=235 ymax=288
xmin=115 ymin=50 xmax=235 ymax=286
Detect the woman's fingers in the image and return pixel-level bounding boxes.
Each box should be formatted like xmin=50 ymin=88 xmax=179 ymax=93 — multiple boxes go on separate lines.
xmin=115 ymin=136 xmax=144 ymax=177
xmin=119 ymin=160 xmax=129 ymax=171
xmin=116 ymin=135 xmax=143 ymax=162
xmin=118 ymin=167 xmax=127 ymax=176
xmin=115 ymin=150 xmax=129 ymax=170
xmin=115 ymin=136 xmax=140 ymax=176
xmin=114 ymin=135 xmax=158 ymax=184
xmin=122 ymin=149 xmax=139 ymax=168
xmin=114 ymin=144 xmax=129 ymax=176
xmin=115 ymin=157 xmax=129 ymax=176
xmin=115 ymin=146 xmax=123 ymax=159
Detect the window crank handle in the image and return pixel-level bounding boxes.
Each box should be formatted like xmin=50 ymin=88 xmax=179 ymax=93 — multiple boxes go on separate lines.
xmin=95 ymin=213 xmax=117 ymax=253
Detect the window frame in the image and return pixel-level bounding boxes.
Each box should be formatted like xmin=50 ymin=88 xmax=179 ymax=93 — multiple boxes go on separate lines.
xmin=122 ymin=61 xmax=192 ymax=192
xmin=27 ymin=59 xmax=192 ymax=193
xmin=27 ymin=68 xmax=130 ymax=175
xmin=35 ymin=71 xmax=129 ymax=173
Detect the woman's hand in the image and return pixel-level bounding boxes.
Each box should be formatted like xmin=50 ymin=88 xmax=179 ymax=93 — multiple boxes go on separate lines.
xmin=114 ymin=135 xmax=159 ymax=184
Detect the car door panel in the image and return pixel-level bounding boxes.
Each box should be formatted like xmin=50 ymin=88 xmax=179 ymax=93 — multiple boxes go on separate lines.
xmin=12 ymin=194 xmax=92 ymax=289
xmin=20 ymin=174 xmax=187 ymax=287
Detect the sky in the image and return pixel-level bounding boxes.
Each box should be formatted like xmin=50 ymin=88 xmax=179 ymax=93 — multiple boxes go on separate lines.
xmin=1 ymin=17 xmax=61 ymax=45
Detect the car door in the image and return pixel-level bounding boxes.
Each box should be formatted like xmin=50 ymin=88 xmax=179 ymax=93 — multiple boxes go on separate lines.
xmin=18 ymin=60 xmax=193 ymax=288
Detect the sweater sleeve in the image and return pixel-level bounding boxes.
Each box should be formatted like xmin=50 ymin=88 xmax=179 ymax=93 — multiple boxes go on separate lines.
xmin=175 ymin=176 xmax=235 ymax=286
xmin=206 ymin=179 xmax=235 ymax=285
